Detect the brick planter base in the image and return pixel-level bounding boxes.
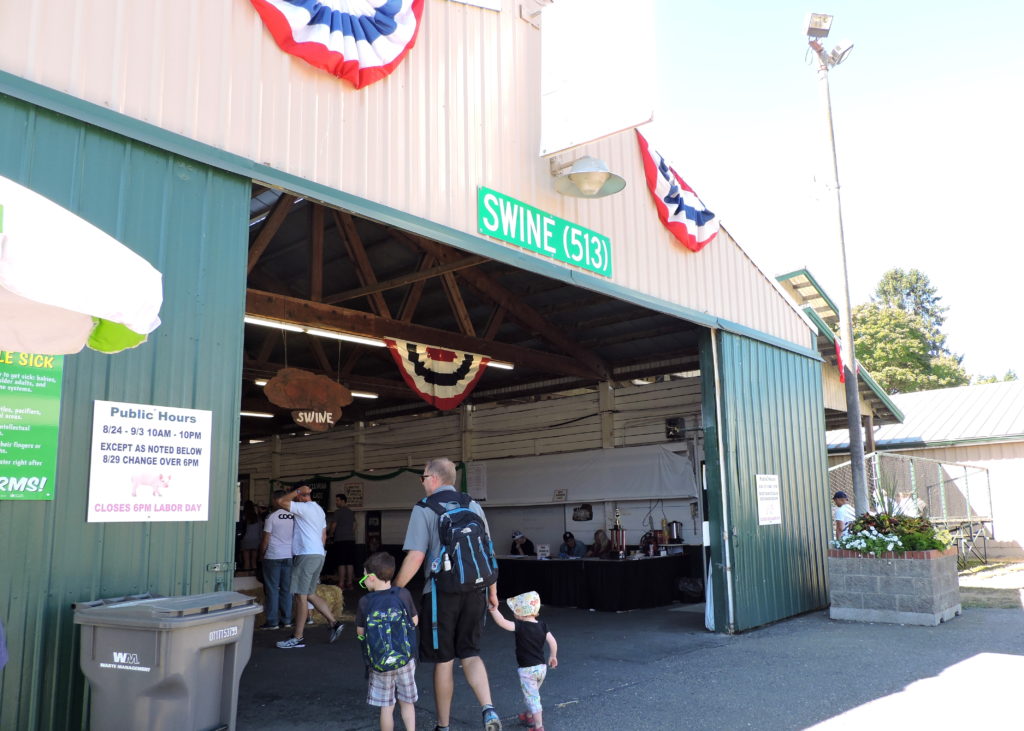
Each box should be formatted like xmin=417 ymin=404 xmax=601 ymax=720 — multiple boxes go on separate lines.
xmin=828 ymin=547 xmax=961 ymax=626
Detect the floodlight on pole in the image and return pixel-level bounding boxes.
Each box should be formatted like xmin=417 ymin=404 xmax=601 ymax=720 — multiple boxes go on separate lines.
xmin=806 ymin=13 xmax=868 ymax=517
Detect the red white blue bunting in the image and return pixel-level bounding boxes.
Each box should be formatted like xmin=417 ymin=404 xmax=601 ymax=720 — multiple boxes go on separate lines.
xmin=636 ymin=129 xmax=718 ymax=253
xmin=250 ymin=0 xmax=425 ymax=89
xmin=385 ymin=339 xmax=491 ymax=410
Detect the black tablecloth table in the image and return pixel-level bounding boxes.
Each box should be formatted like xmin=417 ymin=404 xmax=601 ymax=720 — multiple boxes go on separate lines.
xmin=496 ymin=555 xmax=686 ymax=612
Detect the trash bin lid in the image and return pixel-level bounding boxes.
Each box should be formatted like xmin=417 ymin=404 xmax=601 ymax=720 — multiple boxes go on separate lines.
xmin=73 ymin=591 xmax=260 ymax=630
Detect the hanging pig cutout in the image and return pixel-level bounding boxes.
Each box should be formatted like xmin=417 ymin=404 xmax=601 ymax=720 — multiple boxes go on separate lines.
xmin=263 ymin=368 xmax=353 ymax=432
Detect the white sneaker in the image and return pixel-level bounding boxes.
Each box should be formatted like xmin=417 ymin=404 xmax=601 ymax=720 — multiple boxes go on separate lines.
xmin=276 ymin=636 xmax=305 ymax=649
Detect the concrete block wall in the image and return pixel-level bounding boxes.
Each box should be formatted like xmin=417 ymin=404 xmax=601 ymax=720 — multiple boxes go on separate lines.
xmin=827 ymin=548 xmax=961 ymax=626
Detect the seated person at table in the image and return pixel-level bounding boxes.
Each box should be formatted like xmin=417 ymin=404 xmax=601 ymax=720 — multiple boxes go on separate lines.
xmin=586 ymin=529 xmax=615 ymax=559
xmin=558 ymin=531 xmax=586 ymax=559
xmin=510 ymin=530 xmax=537 ymax=556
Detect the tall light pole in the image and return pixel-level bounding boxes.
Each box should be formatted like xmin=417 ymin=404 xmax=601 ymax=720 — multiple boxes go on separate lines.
xmin=805 ymin=13 xmax=868 ymax=515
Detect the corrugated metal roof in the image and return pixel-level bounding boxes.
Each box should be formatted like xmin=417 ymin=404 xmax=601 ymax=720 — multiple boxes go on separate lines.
xmin=828 ymin=380 xmax=1024 ymax=450
xmin=776 ymin=269 xmax=903 ymax=427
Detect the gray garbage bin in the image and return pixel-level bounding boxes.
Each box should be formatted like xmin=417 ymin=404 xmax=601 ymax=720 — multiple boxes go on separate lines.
xmin=74 ymin=591 xmax=261 ymax=731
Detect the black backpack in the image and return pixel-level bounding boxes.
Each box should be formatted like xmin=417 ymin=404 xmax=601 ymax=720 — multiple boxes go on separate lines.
xmin=358 ymin=587 xmax=416 ymax=672
xmin=421 ymin=491 xmax=498 ymax=594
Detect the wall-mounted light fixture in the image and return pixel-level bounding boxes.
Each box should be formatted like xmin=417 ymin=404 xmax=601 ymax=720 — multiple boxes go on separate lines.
xmin=550 ymin=155 xmax=626 ymax=198
xmin=488 ymin=360 xmax=515 ymax=370
xmin=240 ymin=410 xmax=275 ymax=418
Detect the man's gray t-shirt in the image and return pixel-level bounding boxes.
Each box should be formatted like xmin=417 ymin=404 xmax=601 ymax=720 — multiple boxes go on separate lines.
xmin=332 ymin=505 xmax=356 ymax=541
xmin=403 ymin=486 xmax=489 ymax=594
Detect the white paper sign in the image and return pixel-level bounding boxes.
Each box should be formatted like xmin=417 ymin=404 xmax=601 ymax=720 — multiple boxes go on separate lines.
xmin=756 ymin=474 xmax=782 ymax=526
xmin=344 ymin=481 xmax=364 ymax=507
xmin=466 ymin=462 xmax=487 ymax=501
xmin=88 ymin=400 xmax=213 ymax=522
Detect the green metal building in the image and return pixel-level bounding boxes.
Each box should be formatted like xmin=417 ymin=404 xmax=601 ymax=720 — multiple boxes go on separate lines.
xmin=0 ymin=3 xmax=858 ymax=726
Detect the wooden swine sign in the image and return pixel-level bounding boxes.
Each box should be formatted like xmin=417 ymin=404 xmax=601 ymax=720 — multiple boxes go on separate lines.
xmin=263 ymin=368 xmax=353 ymax=432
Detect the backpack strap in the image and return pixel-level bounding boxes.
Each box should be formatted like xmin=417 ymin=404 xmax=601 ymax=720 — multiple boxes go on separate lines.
xmin=419 ymin=490 xmax=472 ymax=515
xmin=430 ymin=580 xmax=439 ymax=650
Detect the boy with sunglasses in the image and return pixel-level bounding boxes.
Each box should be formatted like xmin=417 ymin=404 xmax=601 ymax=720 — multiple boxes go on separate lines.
xmin=357 ymin=552 xmax=419 ymax=731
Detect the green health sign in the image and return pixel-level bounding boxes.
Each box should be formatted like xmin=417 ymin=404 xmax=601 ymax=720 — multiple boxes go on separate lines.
xmin=0 ymin=351 xmax=63 ymax=500
xmin=477 ymin=187 xmax=612 ymax=278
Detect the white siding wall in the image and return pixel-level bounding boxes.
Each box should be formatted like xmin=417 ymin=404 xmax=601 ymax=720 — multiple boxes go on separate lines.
xmin=239 ymin=377 xmax=703 ymax=501
xmin=0 ymin=0 xmax=813 ymax=348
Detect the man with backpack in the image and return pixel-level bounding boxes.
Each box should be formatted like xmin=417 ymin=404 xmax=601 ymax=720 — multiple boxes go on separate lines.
xmin=395 ymin=457 xmax=502 ymax=731
xmin=357 ymin=552 xmax=419 ymax=731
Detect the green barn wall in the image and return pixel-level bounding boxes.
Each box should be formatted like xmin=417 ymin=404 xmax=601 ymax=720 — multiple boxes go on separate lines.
xmin=703 ymin=331 xmax=831 ymax=632
xmin=0 ymin=94 xmax=250 ymax=730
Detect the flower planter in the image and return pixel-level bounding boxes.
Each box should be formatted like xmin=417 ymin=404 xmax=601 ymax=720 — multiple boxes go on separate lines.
xmin=827 ymin=546 xmax=960 ymax=626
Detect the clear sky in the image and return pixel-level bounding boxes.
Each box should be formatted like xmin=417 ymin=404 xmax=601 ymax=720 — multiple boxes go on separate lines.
xmin=650 ymin=0 xmax=1024 ymax=379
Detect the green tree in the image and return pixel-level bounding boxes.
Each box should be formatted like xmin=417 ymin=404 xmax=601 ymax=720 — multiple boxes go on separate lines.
xmin=974 ymin=370 xmax=1019 ymax=384
xmin=852 ymin=302 xmax=969 ymax=394
xmin=872 ymin=268 xmax=948 ymax=356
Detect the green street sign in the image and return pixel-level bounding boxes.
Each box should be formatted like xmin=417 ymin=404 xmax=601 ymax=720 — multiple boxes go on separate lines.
xmin=477 ymin=187 xmax=612 ymax=278
xmin=0 ymin=351 xmax=63 ymax=500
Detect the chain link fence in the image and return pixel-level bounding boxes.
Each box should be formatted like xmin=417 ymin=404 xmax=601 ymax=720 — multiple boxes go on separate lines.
xmin=828 ymin=452 xmax=993 ymax=532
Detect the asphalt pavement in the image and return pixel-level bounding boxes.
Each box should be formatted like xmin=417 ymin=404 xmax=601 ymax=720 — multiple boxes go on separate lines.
xmin=237 ymin=597 xmax=1024 ymax=730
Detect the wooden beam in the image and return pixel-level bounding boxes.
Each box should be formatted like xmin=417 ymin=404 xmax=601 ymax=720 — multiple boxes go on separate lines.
xmin=339 ymin=348 xmax=362 ymax=377
xmin=398 ymin=255 xmax=435 ymax=322
xmin=393 ymin=231 xmax=610 ymax=379
xmin=246 ymin=289 xmax=601 ymax=380
xmin=483 ymin=305 xmax=506 ymax=340
xmin=310 ymin=205 xmax=324 ymax=301
xmin=256 ymin=330 xmax=279 ymax=364
xmin=244 ymin=363 xmax=411 ymax=399
xmin=323 ymin=254 xmax=486 ymax=305
xmin=307 ymin=334 xmax=333 ymax=373
xmin=247 ymin=193 xmax=296 ymax=274
xmin=333 ymin=210 xmax=391 ymax=318
xmin=441 ymin=272 xmax=476 ymax=336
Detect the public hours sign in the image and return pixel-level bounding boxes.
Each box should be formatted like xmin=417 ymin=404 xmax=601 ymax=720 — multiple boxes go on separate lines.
xmin=87 ymin=400 xmax=213 ymax=522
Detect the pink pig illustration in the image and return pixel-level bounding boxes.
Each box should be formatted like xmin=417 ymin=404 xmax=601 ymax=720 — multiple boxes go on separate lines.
xmin=131 ymin=473 xmax=171 ymax=497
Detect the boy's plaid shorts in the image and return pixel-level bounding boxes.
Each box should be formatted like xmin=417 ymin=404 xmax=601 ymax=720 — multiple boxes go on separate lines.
xmin=367 ymin=661 xmax=418 ymax=707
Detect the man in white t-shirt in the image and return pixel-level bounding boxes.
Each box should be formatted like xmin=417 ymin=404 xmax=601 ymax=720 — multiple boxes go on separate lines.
xmin=833 ymin=491 xmax=856 ymax=541
xmin=274 ymin=485 xmax=344 ymax=649
xmin=258 ymin=490 xmax=295 ymax=630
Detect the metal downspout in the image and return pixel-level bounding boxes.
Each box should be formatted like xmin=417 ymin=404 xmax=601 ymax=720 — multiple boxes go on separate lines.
xmin=711 ymin=329 xmax=737 ymax=632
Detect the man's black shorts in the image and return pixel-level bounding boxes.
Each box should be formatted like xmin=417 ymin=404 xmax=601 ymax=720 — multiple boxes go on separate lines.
xmin=326 ymin=540 xmax=356 ymax=571
xmin=419 ymin=589 xmax=488 ymax=663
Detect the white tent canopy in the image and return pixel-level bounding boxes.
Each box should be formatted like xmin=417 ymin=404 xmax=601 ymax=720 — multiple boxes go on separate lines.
xmin=0 ymin=176 xmax=162 ymax=354
xmin=356 ymin=444 xmax=699 ymax=511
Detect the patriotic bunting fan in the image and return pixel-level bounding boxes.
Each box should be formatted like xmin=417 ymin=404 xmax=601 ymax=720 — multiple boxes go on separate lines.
xmin=636 ymin=129 xmax=719 ymax=253
xmin=250 ymin=0 xmax=425 ymax=89
xmin=385 ymin=338 xmax=490 ymax=411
